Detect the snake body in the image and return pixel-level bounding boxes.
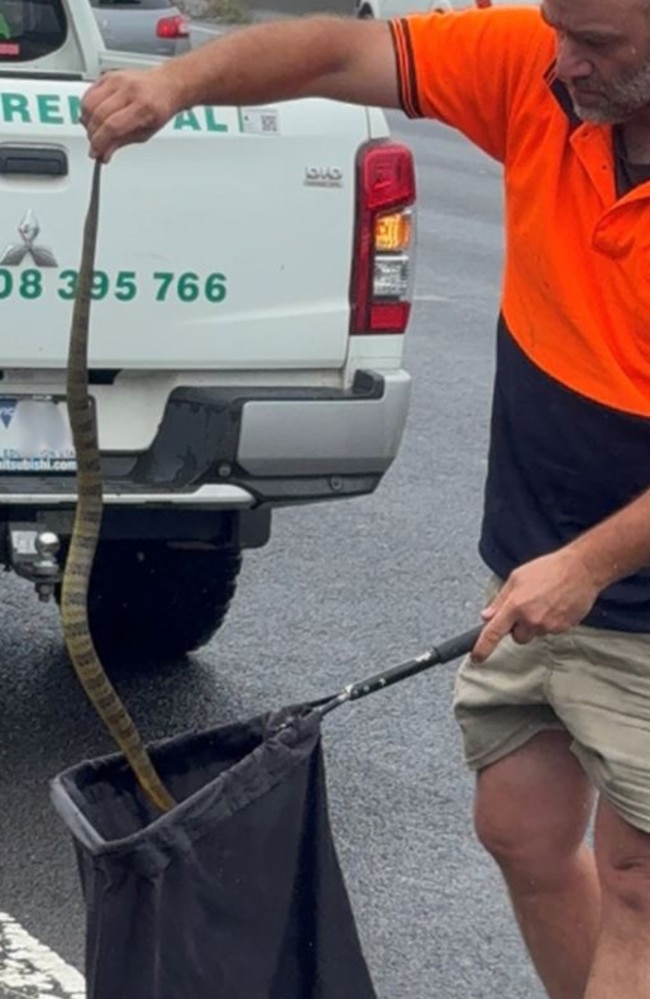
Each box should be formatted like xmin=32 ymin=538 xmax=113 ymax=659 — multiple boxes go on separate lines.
xmin=60 ymin=160 xmax=175 ymax=813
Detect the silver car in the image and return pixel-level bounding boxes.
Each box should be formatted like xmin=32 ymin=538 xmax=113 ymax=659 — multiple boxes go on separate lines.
xmin=354 ymin=0 xmax=452 ymax=17
xmin=89 ymin=0 xmax=191 ymax=57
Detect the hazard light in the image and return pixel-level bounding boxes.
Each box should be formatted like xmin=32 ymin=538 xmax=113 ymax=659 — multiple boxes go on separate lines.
xmin=374 ymin=212 xmax=412 ymax=253
xmin=349 ymin=141 xmax=416 ymax=335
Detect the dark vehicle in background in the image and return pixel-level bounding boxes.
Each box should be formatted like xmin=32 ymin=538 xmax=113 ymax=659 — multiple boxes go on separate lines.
xmin=89 ymin=0 xmax=190 ymax=56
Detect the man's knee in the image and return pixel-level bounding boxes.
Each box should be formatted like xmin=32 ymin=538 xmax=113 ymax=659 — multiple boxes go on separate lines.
xmin=596 ymin=800 xmax=650 ymax=917
xmin=473 ymin=736 xmax=593 ymax=875
xmin=599 ymin=856 xmax=650 ymax=915
xmin=474 ymin=783 xmax=585 ymax=874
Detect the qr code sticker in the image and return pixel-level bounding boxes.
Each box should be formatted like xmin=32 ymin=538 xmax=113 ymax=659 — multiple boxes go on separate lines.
xmin=241 ymin=109 xmax=280 ymax=135
xmin=260 ymin=114 xmax=278 ymax=133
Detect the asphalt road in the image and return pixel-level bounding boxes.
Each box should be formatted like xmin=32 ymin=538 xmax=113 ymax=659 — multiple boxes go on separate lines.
xmin=0 ymin=114 xmax=546 ymax=999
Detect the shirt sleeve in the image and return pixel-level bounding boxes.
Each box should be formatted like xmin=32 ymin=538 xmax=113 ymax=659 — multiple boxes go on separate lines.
xmin=389 ymin=8 xmax=554 ymax=163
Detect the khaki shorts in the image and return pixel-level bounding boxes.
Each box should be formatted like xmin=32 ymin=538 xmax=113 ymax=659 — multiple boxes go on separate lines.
xmin=453 ymin=581 xmax=650 ymax=832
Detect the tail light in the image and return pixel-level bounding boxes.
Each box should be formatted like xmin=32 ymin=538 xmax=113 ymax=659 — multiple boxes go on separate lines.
xmin=349 ymin=141 xmax=416 ymax=335
xmin=156 ymin=14 xmax=190 ymax=39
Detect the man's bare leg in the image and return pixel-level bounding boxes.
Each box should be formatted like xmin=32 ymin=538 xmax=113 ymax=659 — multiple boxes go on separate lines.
xmin=584 ymin=798 xmax=650 ymax=999
xmin=474 ymin=731 xmax=600 ymax=999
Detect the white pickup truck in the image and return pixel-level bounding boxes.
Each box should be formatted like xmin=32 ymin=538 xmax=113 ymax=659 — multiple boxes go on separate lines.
xmin=0 ymin=0 xmax=416 ymax=663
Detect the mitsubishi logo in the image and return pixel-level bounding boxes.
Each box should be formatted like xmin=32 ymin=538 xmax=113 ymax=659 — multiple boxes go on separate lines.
xmin=0 ymin=401 xmax=16 ymax=429
xmin=0 ymin=210 xmax=57 ymax=267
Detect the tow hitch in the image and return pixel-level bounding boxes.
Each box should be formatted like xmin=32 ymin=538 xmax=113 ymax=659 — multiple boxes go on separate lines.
xmin=7 ymin=525 xmax=62 ymax=601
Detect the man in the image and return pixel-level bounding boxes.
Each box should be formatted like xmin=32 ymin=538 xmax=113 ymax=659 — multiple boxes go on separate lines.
xmin=82 ymin=3 xmax=650 ymax=997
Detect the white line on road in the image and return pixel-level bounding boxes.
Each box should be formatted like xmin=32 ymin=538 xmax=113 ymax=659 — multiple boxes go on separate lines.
xmin=0 ymin=912 xmax=85 ymax=998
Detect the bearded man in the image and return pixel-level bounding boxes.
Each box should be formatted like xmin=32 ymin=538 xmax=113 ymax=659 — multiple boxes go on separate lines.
xmin=81 ymin=2 xmax=650 ymax=995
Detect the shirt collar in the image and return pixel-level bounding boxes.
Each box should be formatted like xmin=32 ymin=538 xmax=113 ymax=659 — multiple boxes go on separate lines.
xmin=544 ymin=62 xmax=582 ymax=130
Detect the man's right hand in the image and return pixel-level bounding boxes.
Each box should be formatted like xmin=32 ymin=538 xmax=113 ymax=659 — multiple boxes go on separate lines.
xmin=81 ymin=66 xmax=182 ymax=163
xmin=80 ymin=17 xmax=400 ymax=163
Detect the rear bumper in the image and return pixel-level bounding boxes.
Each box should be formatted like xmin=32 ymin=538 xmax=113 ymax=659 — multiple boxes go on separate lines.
xmin=238 ymin=369 xmax=411 ymax=477
xmin=0 ymin=369 xmax=411 ymax=509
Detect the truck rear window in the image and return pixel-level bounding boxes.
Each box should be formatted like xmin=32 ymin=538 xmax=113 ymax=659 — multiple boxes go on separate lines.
xmin=91 ymin=1 xmax=171 ymax=8
xmin=0 ymin=0 xmax=67 ymax=61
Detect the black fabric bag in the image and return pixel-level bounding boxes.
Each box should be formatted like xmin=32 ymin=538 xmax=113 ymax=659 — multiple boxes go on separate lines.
xmin=50 ymin=708 xmax=377 ymax=999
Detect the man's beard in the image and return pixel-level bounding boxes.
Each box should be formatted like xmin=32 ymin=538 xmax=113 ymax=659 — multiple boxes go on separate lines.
xmin=568 ymin=56 xmax=650 ymax=124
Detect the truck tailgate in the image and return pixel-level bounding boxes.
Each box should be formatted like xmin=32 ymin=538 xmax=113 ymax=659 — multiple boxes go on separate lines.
xmin=0 ymin=82 xmax=367 ymax=370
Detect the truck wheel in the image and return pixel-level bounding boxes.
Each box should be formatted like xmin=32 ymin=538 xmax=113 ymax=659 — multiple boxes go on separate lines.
xmin=56 ymin=541 xmax=242 ymax=664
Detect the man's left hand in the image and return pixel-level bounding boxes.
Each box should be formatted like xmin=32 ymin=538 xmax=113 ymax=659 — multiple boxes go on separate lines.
xmin=471 ymin=549 xmax=601 ymax=663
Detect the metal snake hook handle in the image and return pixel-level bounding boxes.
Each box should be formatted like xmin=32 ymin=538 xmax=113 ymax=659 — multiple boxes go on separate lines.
xmin=317 ymin=624 xmax=482 ymax=717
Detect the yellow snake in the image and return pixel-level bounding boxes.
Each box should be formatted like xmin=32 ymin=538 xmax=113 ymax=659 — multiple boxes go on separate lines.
xmin=60 ymin=159 xmax=175 ymax=813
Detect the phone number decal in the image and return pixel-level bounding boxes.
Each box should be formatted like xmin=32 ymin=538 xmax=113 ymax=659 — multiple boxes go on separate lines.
xmin=0 ymin=268 xmax=228 ymax=304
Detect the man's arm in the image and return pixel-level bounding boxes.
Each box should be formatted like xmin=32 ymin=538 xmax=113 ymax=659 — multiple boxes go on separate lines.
xmin=82 ymin=16 xmax=399 ymax=163
xmin=472 ymin=486 xmax=650 ymax=662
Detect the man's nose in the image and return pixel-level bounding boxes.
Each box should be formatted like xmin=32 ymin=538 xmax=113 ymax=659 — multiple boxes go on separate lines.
xmin=555 ymin=36 xmax=593 ymax=81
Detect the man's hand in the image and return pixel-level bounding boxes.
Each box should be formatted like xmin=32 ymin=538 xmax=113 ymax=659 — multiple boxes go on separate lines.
xmin=81 ymin=67 xmax=182 ymax=163
xmin=80 ymin=17 xmax=400 ymax=162
xmin=471 ymin=548 xmax=601 ymax=664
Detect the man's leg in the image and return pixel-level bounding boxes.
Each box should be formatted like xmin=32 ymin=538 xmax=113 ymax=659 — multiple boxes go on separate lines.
xmin=584 ymin=798 xmax=650 ymax=999
xmin=474 ymin=730 xmax=600 ymax=999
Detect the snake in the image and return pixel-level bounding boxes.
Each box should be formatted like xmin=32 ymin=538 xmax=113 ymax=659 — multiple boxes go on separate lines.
xmin=60 ymin=159 xmax=175 ymax=814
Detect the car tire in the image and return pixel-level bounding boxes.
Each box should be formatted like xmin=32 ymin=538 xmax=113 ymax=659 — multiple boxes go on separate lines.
xmin=56 ymin=540 xmax=242 ymax=664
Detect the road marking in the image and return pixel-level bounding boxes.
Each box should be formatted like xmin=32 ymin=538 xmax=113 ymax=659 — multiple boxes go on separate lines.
xmin=415 ymin=293 xmax=450 ymax=302
xmin=0 ymin=912 xmax=85 ymax=998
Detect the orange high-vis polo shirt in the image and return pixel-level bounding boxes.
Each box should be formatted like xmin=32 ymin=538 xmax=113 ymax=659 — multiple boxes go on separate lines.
xmin=390 ymin=8 xmax=650 ymax=631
